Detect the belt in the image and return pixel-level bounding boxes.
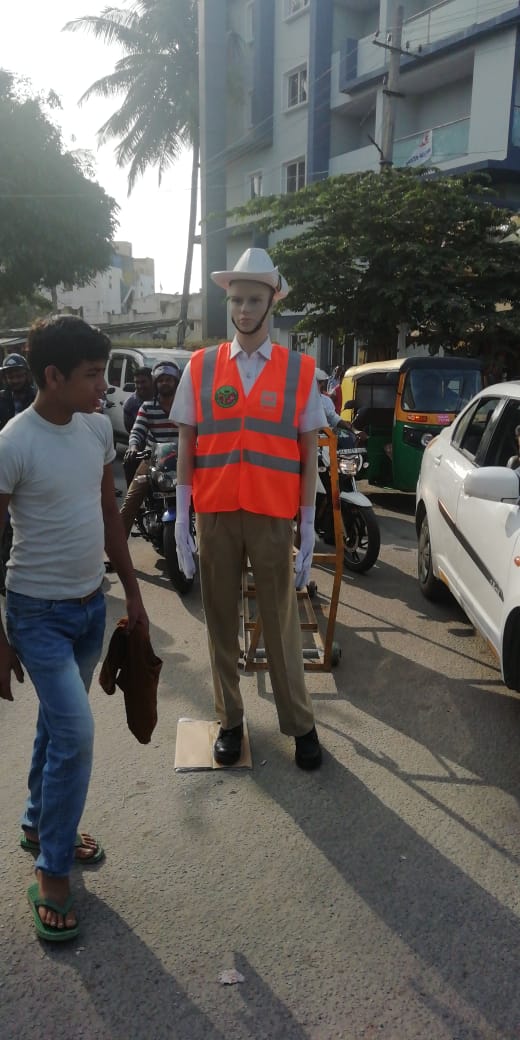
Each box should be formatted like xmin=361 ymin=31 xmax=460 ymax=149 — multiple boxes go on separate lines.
xmin=66 ymin=584 xmax=104 ymax=605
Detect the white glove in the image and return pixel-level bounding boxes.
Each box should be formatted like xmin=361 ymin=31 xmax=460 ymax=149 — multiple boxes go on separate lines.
xmin=175 ymin=485 xmax=196 ymax=579
xmin=294 ymin=505 xmax=315 ymax=589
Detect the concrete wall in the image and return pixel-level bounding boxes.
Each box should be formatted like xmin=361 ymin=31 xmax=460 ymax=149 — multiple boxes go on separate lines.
xmin=467 ymin=29 xmax=517 ymax=164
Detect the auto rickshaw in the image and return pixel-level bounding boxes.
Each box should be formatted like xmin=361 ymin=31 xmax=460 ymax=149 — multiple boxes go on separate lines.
xmin=341 ymin=356 xmax=483 ymax=492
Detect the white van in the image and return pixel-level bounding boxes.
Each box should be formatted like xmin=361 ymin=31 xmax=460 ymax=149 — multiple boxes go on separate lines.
xmin=105 ymin=346 xmax=193 ymax=444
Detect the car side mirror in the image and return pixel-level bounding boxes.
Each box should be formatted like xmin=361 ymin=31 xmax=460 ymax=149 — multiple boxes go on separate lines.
xmin=463 ymin=467 xmax=520 ymax=503
xmin=105 ymin=386 xmax=116 ymax=395
xmin=344 ymin=399 xmax=355 ymax=409
xmin=123 ymin=382 xmax=135 ymax=392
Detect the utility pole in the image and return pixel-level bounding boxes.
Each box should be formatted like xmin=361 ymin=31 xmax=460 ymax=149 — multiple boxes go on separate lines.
xmin=376 ymin=3 xmax=405 ymax=170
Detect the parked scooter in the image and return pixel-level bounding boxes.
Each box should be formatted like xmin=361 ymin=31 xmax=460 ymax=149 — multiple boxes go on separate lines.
xmin=133 ymin=441 xmax=195 ymax=595
xmin=315 ymin=428 xmax=380 ymax=573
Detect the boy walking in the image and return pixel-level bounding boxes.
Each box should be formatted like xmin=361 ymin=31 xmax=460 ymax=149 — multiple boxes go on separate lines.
xmin=0 ymin=316 xmax=148 ymax=942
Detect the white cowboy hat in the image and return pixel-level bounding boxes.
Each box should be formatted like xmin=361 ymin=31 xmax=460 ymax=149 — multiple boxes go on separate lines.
xmin=211 ymin=248 xmax=290 ymax=301
xmin=315 ymin=369 xmax=330 ymax=383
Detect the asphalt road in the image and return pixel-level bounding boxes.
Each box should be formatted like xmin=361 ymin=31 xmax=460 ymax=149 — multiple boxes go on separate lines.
xmin=1 ymin=464 xmax=520 ymax=1040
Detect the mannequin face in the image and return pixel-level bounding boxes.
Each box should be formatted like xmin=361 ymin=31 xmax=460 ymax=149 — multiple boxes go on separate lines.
xmin=228 ymin=280 xmax=273 ymax=335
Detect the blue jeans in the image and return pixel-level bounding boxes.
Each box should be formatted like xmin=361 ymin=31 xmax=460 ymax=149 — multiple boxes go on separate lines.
xmin=6 ymin=589 xmax=106 ymax=877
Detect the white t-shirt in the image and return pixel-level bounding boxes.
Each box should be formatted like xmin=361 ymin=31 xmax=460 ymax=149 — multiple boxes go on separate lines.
xmin=171 ymin=337 xmax=327 ymax=433
xmin=0 ymin=407 xmax=115 ymax=599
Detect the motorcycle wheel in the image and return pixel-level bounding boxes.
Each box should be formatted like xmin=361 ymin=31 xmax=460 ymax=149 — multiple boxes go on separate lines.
xmin=163 ymin=524 xmax=194 ymax=596
xmin=341 ymin=502 xmax=380 ymax=573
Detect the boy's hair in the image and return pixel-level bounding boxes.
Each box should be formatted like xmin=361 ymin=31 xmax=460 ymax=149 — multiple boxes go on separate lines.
xmin=27 ymin=315 xmax=111 ymax=389
xmin=135 ymin=366 xmax=153 ymax=377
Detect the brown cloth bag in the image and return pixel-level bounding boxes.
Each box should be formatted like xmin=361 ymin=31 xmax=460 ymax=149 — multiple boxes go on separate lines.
xmin=99 ymin=618 xmax=162 ymax=744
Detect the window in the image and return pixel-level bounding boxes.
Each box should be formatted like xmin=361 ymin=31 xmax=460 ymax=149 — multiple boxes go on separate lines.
xmin=289 ymin=333 xmax=308 ymax=353
xmin=285 ymin=0 xmax=309 ymax=16
xmin=452 ymin=398 xmax=501 ymax=460
xmin=245 ymin=1 xmax=254 ymax=42
xmin=249 ymin=171 xmax=263 ymax=199
xmin=284 ymin=158 xmax=306 ymax=193
xmin=287 ymin=66 xmax=307 ymax=109
xmin=106 ymin=356 xmax=124 ymax=388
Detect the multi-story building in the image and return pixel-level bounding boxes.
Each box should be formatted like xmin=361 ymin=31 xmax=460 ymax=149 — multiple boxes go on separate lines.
xmin=52 ymin=241 xmax=155 ymax=325
xmin=200 ymin=0 xmax=520 ymax=360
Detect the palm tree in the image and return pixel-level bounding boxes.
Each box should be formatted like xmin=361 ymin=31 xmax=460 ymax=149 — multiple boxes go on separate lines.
xmin=64 ymin=0 xmax=199 ymax=345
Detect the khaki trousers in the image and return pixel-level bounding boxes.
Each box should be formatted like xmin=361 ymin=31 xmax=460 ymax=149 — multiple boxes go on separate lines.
xmin=120 ymin=460 xmax=149 ymax=538
xmin=197 ymin=510 xmax=315 ymax=737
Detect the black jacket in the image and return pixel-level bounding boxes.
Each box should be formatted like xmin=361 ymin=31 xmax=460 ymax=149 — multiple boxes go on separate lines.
xmin=0 ymin=385 xmax=36 ymax=430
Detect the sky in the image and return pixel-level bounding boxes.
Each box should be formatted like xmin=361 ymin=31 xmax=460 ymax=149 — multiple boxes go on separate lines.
xmin=1 ymin=0 xmax=201 ymax=295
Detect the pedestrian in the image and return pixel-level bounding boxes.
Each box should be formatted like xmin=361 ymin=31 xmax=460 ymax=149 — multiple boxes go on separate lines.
xmin=0 ymin=354 xmax=37 ymax=594
xmin=123 ymin=367 xmax=154 ymax=486
xmin=0 ymin=353 xmax=36 ymax=429
xmin=0 ymin=315 xmax=148 ymax=942
xmin=119 ymin=361 xmax=180 ymax=538
xmin=171 ymin=247 xmax=327 ymax=770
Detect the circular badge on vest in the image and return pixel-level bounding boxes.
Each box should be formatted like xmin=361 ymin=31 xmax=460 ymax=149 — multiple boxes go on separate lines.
xmin=215 ymin=385 xmax=239 ymax=408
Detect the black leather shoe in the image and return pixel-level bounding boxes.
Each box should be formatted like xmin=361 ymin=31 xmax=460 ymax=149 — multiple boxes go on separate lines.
xmin=295 ymin=726 xmax=322 ymax=770
xmin=213 ymin=723 xmax=243 ymax=766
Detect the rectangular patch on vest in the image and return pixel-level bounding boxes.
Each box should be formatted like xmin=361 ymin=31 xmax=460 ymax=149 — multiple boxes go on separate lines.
xmin=260 ymin=391 xmax=277 ymax=409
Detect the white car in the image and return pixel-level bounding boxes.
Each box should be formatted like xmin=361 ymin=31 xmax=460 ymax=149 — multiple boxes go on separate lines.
xmin=104 ymin=346 xmax=193 ymax=444
xmin=416 ymin=381 xmax=520 ymax=691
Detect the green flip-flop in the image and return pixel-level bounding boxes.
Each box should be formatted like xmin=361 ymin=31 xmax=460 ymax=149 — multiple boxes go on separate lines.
xmin=20 ymin=831 xmax=104 ymax=865
xmin=27 ymin=882 xmax=80 ymax=943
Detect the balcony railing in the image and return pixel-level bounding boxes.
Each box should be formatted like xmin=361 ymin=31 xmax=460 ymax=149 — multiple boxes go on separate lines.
xmin=353 ymin=0 xmax=515 ymax=81
xmin=393 ymin=117 xmax=470 ymax=167
xmin=405 ymin=0 xmax=516 ymax=49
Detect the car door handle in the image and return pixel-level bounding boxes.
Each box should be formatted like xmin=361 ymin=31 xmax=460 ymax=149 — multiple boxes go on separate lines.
xmin=105 ymin=401 xmax=115 ymax=408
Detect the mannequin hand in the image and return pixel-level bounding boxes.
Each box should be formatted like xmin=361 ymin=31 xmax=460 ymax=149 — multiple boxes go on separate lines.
xmin=175 ymin=520 xmax=196 ymax=579
xmin=175 ymin=484 xmax=196 ymax=579
xmin=294 ymin=506 xmax=315 ymax=589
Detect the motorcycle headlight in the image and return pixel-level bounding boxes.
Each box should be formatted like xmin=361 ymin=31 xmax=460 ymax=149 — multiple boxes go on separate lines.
xmin=338 ymin=454 xmax=362 ymax=476
xmin=154 ymin=471 xmax=176 ymax=491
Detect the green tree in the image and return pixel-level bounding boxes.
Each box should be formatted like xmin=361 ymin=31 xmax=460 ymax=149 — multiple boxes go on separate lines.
xmin=0 ymin=70 xmax=118 ymax=306
xmin=228 ymin=169 xmax=520 ymax=360
xmin=0 ymin=294 xmax=53 ymax=332
xmin=64 ymin=0 xmax=199 ymax=345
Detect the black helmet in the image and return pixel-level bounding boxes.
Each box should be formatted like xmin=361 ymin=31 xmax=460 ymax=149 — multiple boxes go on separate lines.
xmin=3 ymin=353 xmax=28 ymax=371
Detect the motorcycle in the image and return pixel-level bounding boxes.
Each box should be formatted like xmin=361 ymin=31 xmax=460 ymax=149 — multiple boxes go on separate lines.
xmin=133 ymin=441 xmax=195 ymax=595
xmin=315 ymin=427 xmax=381 ymax=573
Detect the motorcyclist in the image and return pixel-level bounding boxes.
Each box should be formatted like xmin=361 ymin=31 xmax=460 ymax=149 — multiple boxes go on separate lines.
xmin=316 ymin=370 xmax=353 ymax=433
xmin=119 ymin=361 xmax=180 ymax=538
xmin=0 ymin=354 xmax=36 ymax=430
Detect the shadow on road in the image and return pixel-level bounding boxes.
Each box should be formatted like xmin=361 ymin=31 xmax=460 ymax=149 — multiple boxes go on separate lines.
xmin=254 ymin=739 xmax=520 ymax=1037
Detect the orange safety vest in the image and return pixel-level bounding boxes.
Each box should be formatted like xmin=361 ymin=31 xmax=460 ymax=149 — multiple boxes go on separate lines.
xmin=191 ymin=342 xmax=315 ymax=518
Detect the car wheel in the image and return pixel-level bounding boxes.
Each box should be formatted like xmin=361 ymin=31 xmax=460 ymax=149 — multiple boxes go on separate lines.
xmin=418 ymin=514 xmax=446 ymax=601
xmin=502 ymin=612 xmax=520 ymax=692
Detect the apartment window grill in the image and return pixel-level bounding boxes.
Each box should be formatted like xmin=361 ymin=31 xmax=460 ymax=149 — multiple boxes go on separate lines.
xmin=289 ymin=333 xmax=308 ymax=353
xmin=284 ymin=158 xmax=306 ymax=193
xmin=249 ymin=172 xmax=263 ymax=199
xmin=286 ymin=0 xmax=309 ymax=16
xmin=287 ymin=66 xmax=307 ymax=108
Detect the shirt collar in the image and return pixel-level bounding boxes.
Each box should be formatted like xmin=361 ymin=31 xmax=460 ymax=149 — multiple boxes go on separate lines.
xmin=230 ymin=336 xmax=272 ymax=361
